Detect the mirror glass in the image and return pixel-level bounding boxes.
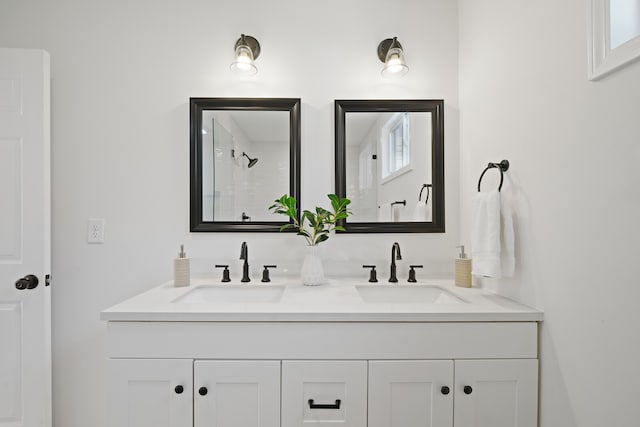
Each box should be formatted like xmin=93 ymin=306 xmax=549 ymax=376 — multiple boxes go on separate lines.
xmin=335 ymin=100 xmax=444 ymax=233
xmin=190 ymin=98 xmax=301 ymax=232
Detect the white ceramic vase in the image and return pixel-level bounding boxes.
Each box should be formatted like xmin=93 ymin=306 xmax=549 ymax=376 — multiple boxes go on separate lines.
xmin=300 ymin=245 xmax=325 ymax=286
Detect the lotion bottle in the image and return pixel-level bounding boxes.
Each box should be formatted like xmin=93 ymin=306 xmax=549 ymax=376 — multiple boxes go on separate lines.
xmin=174 ymin=244 xmax=190 ymax=287
xmin=454 ymin=245 xmax=472 ymax=288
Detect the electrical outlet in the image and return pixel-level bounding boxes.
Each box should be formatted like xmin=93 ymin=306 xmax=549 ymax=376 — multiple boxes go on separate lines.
xmin=87 ymin=218 xmax=105 ymax=244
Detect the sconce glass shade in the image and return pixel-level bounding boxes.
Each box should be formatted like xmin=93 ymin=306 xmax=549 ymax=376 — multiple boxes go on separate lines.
xmin=230 ymin=34 xmax=260 ymax=76
xmin=378 ymin=37 xmax=409 ymax=78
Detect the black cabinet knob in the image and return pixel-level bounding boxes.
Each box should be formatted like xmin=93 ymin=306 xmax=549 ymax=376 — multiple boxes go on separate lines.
xmin=174 ymin=385 xmax=184 ymax=394
xmin=464 ymin=385 xmax=473 ymax=395
xmin=198 ymin=387 xmax=208 ymax=396
xmin=441 ymin=386 xmax=450 ymax=395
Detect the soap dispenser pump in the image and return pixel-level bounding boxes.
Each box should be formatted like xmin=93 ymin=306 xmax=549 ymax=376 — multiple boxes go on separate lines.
xmin=174 ymin=244 xmax=190 ymax=287
xmin=454 ymin=245 xmax=472 ymax=288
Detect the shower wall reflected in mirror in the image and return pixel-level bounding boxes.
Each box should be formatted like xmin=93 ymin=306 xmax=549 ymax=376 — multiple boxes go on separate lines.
xmin=201 ymin=110 xmax=288 ymax=222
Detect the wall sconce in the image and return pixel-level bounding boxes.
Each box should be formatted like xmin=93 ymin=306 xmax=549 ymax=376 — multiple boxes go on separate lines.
xmin=377 ymin=37 xmax=409 ymax=78
xmin=230 ymin=34 xmax=260 ymax=76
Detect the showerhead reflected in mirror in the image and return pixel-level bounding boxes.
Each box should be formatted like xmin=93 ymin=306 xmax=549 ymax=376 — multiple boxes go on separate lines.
xmin=242 ymin=152 xmax=259 ymax=168
xmin=190 ymin=98 xmax=301 ymax=232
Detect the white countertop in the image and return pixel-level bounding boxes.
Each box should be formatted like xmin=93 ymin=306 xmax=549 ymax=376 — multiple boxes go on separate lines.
xmin=101 ymin=278 xmax=543 ymax=322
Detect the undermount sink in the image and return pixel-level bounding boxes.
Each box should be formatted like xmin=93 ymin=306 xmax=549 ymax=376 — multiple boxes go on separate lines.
xmin=356 ymin=285 xmax=467 ymax=304
xmin=172 ymin=285 xmax=285 ymax=304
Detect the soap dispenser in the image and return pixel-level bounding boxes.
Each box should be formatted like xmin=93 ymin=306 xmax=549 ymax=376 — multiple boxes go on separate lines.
xmin=174 ymin=244 xmax=190 ymax=287
xmin=454 ymin=245 xmax=472 ymax=288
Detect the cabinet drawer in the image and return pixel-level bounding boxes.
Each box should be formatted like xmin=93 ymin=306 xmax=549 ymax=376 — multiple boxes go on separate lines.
xmin=282 ymin=360 xmax=367 ymax=427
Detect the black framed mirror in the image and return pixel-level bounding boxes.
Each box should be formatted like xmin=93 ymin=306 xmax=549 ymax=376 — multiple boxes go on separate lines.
xmin=335 ymin=99 xmax=444 ymax=233
xmin=190 ymin=98 xmax=301 ymax=232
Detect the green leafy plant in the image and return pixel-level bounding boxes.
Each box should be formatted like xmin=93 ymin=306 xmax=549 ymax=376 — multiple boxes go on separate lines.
xmin=269 ymin=194 xmax=351 ymax=246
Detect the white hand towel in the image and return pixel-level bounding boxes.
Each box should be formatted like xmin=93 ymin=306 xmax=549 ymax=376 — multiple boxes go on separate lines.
xmin=471 ymin=190 xmax=502 ymax=277
xmin=471 ymin=189 xmax=515 ymax=278
xmin=391 ymin=203 xmax=401 ymax=222
xmin=377 ymin=203 xmax=391 ymax=222
xmin=500 ymin=193 xmax=515 ymax=277
xmin=378 ymin=202 xmax=402 ymax=222
xmin=412 ymin=201 xmax=432 ymax=222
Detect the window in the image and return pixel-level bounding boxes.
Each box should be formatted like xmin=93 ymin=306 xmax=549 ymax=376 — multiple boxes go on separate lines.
xmin=610 ymin=0 xmax=640 ymax=49
xmin=589 ymin=0 xmax=640 ymax=79
xmin=381 ymin=113 xmax=410 ymax=180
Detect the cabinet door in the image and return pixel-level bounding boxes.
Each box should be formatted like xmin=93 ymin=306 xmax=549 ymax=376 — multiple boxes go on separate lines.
xmin=107 ymin=358 xmax=192 ymax=427
xmin=194 ymin=360 xmax=280 ymax=427
xmin=454 ymin=359 xmax=538 ymax=427
xmin=368 ymin=360 xmax=454 ymax=427
xmin=282 ymin=360 xmax=367 ymax=427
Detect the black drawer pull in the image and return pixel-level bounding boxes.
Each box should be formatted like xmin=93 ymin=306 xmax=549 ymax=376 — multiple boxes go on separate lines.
xmin=308 ymin=399 xmax=341 ymax=409
xmin=464 ymin=385 xmax=473 ymax=395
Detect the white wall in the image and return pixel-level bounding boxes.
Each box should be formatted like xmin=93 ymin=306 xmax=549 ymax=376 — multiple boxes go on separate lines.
xmin=0 ymin=1 xmax=459 ymax=426
xmin=459 ymin=0 xmax=640 ymax=425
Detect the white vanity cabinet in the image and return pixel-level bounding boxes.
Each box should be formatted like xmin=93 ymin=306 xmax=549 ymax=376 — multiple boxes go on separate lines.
xmin=102 ymin=281 xmax=542 ymax=427
xmin=106 ymin=356 xmax=537 ymax=427
xmin=107 ymin=359 xmax=280 ymax=427
xmin=368 ymin=359 xmax=538 ymax=427
xmin=104 ymin=321 xmax=539 ymax=427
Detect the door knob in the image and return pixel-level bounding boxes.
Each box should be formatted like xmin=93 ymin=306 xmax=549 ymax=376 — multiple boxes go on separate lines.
xmin=198 ymin=387 xmax=208 ymax=396
xmin=174 ymin=385 xmax=184 ymax=394
xmin=463 ymin=385 xmax=473 ymax=395
xmin=15 ymin=275 xmax=39 ymax=290
xmin=441 ymin=386 xmax=450 ymax=395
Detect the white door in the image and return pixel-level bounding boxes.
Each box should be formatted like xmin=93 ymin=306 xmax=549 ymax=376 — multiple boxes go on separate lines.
xmin=194 ymin=360 xmax=280 ymax=427
xmin=0 ymin=48 xmax=51 ymax=427
xmin=281 ymin=360 xmax=367 ymax=427
xmin=454 ymin=359 xmax=538 ymax=427
xmin=368 ymin=360 xmax=454 ymax=427
xmin=107 ymin=359 xmax=193 ymax=427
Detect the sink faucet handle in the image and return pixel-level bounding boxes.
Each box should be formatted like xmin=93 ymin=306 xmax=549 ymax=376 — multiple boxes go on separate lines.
xmin=408 ymin=265 xmax=424 ymax=283
xmin=363 ymin=265 xmax=378 ymax=283
xmin=215 ymin=264 xmax=231 ymax=282
xmin=261 ymin=265 xmax=277 ymax=283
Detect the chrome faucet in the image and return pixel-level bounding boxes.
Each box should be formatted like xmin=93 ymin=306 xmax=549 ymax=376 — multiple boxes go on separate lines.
xmin=240 ymin=241 xmax=250 ymax=282
xmin=389 ymin=242 xmax=402 ymax=283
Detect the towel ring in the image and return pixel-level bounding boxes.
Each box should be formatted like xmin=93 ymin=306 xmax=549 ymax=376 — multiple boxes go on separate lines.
xmin=419 ymin=184 xmax=432 ymax=205
xmin=477 ymin=160 xmax=510 ymax=192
